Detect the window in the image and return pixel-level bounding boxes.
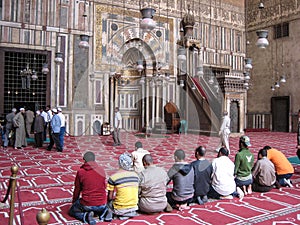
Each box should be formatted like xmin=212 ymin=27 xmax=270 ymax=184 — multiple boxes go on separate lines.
xmin=94 ymin=80 xmax=103 ymax=104
xmin=274 ymin=22 xmax=289 ymax=39
xmin=3 ymin=50 xmax=48 ymax=114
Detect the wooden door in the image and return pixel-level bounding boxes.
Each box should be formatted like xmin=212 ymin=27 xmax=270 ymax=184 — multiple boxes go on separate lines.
xmin=230 ymin=101 xmax=239 ymax=133
xmin=271 ymin=96 xmax=289 ymax=132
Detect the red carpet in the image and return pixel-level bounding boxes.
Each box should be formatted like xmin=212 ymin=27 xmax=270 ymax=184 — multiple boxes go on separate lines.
xmin=0 ymin=132 xmax=300 ymax=224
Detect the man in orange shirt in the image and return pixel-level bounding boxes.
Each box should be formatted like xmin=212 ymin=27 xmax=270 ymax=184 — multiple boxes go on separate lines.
xmin=263 ymin=146 xmax=294 ymax=187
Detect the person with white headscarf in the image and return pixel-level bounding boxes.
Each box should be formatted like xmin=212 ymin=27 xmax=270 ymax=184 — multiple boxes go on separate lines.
xmin=105 ymin=153 xmax=139 ymax=221
xmin=13 ymin=108 xmax=27 ymax=149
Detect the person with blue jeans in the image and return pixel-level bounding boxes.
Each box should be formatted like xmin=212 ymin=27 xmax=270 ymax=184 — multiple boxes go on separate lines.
xmin=69 ymin=151 xmax=107 ymax=225
xmin=57 ymin=107 xmax=66 ymax=149
xmin=46 ymin=108 xmax=62 ymax=152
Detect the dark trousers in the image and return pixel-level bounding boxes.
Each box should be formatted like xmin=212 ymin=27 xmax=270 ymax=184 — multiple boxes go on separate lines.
xmin=252 ymin=181 xmax=273 ymax=192
xmin=276 ymin=173 xmax=293 ymax=186
xmin=59 ymin=127 xmax=65 ymax=148
xmin=47 ymin=132 xmax=62 ymax=151
xmin=166 ymin=192 xmax=192 ymax=208
xmin=69 ymin=199 xmax=107 ymax=223
xmin=43 ymin=123 xmax=48 ymax=141
xmin=34 ymin=132 xmax=44 ymax=147
xmin=112 ymin=128 xmax=121 ymax=144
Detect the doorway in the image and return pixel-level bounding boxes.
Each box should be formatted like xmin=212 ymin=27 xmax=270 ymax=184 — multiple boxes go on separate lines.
xmin=271 ymin=96 xmax=289 ymax=132
xmin=0 ymin=48 xmax=49 ymax=115
xmin=230 ymin=101 xmax=239 ymax=133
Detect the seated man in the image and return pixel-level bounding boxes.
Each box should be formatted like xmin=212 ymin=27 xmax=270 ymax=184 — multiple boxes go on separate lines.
xmin=264 ymin=146 xmax=294 ymax=187
xmin=131 ymin=141 xmax=150 ymax=173
xmin=138 ymin=154 xmax=169 ymax=213
xmin=69 ymin=152 xmax=107 ymax=225
xmin=252 ymin=148 xmax=276 ymax=192
xmin=167 ymin=149 xmax=194 ymax=210
xmin=234 ymin=136 xmax=254 ymax=195
xmin=191 ymin=146 xmax=212 ymax=204
xmin=105 ymin=153 xmax=139 ymax=221
xmin=208 ymin=148 xmax=240 ymax=200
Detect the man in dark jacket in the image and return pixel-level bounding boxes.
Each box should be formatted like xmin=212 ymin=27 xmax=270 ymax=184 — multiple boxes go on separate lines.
xmin=4 ymin=108 xmax=16 ymax=148
xmin=191 ymin=146 xmax=213 ymax=204
xmin=69 ymin=152 xmax=107 ymax=225
xmin=167 ymin=149 xmax=194 ymax=211
xmin=33 ymin=110 xmax=45 ymax=148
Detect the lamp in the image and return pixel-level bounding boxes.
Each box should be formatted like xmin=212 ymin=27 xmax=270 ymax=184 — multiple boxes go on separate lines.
xmin=179 ymin=79 xmax=184 ymax=87
xmin=177 ymin=47 xmax=186 ymax=61
xmin=258 ymin=2 xmax=264 ymax=9
xmin=275 ymin=81 xmax=280 ymax=88
xmin=42 ymin=63 xmax=49 ymax=74
xmin=271 ymin=85 xmax=275 ymax=91
xmin=140 ymin=7 xmax=156 ymax=31
xmin=55 ymin=0 xmax=63 ymax=64
xmin=79 ymin=1 xmax=90 ymax=49
xmin=256 ymin=2 xmax=269 ymax=49
xmin=244 ymin=58 xmax=253 ymax=70
xmin=136 ymin=59 xmax=144 ymax=72
xmin=20 ymin=60 xmax=37 ymax=89
xmin=256 ymin=30 xmax=269 ymax=48
xmin=79 ymin=34 xmax=90 ymax=49
xmin=54 ymin=52 xmax=63 ymax=64
xmin=20 ymin=63 xmax=36 ymax=79
xmin=244 ymin=72 xmax=251 ymax=80
xmin=139 ymin=76 xmax=145 ymax=84
xmin=196 ymin=66 xmax=204 ymax=77
xmin=280 ymin=75 xmax=286 ymax=83
xmin=165 ymin=72 xmax=170 ymax=80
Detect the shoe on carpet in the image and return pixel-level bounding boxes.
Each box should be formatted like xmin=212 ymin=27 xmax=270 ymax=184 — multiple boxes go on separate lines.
xmin=202 ymin=195 xmax=208 ymax=203
xmin=284 ymin=178 xmax=293 ymax=188
xmin=220 ymin=195 xmax=233 ymax=200
xmin=196 ymin=196 xmax=204 ymax=205
xmin=86 ymin=211 xmax=96 ymax=225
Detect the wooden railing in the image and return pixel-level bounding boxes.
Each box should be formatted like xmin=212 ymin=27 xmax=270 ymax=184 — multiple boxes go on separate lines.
xmin=246 ymin=113 xmax=271 ymax=131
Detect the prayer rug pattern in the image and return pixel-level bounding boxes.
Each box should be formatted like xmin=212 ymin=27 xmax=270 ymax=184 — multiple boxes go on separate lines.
xmin=0 ymin=132 xmax=299 ymax=225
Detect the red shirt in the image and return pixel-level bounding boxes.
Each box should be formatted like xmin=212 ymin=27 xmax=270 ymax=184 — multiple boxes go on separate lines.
xmin=72 ymin=161 xmax=107 ymax=206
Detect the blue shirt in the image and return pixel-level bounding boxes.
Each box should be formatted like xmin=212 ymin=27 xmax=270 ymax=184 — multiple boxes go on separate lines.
xmin=51 ymin=114 xmax=61 ymax=133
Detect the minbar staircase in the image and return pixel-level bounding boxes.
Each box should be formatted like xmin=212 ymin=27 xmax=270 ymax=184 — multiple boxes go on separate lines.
xmin=186 ymin=75 xmax=221 ymax=133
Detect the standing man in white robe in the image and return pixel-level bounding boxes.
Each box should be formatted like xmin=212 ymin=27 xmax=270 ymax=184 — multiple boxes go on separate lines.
xmin=216 ymin=111 xmax=231 ymax=154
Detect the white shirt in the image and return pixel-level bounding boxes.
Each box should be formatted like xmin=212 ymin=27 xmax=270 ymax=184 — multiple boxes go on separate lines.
xmin=211 ymin=156 xmax=236 ymax=196
xmin=58 ymin=112 xmax=66 ymax=127
xmin=46 ymin=110 xmax=53 ymax=122
xmin=114 ymin=111 xmax=122 ymax=129
xmin=41 ymin=111 xmax=48 ymax=122
xmin=132 ymin=148 xmax=150 ymax=173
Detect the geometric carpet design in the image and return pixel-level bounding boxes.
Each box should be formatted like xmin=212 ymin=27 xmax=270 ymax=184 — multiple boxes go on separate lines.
xmin=0 ymin=131 xmax=299 ymax=225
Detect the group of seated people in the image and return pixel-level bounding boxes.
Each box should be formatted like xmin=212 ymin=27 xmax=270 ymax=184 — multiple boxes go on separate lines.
xmin=69 ymin=137 xmax=295 ymax=225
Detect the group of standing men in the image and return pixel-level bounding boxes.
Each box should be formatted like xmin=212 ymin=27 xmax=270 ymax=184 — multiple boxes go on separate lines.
xmin=2 ymin=106 xmax=66 ymax=152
